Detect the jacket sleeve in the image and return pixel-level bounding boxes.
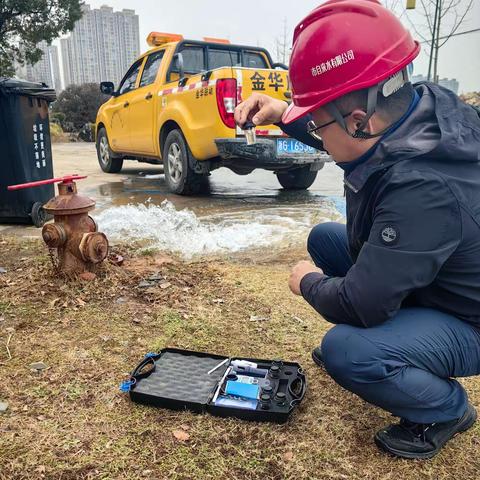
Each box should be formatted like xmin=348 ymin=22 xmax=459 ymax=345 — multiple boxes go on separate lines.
xmin=277 ymin=116 xmax=324 ymax=150
xmin=300 ymin=172 xmax=462 ymax=327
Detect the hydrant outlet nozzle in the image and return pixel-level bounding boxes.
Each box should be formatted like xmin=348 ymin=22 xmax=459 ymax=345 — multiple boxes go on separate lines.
xmin=42 ymin=223 xmax=67 ymax=248
xmin=79 ymin=232 xmax=109 ymax=264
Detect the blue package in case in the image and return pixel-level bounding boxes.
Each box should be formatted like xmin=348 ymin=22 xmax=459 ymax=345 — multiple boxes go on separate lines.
xmin=215 ymin=395 xmax=258 ymax=410
xmin=225 ymin=380 xmax=259 ymax=400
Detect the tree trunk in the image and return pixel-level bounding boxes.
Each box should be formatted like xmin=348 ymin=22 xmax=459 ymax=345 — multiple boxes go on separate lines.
xmin=427 ymin=0 xmax=440 ymax=81
xmin=433 ymin=0 xmax=442 ymax=83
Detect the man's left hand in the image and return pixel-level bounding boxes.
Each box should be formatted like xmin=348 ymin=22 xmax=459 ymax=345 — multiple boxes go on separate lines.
xmin=289 ymin=261 xmax=323 ymax=296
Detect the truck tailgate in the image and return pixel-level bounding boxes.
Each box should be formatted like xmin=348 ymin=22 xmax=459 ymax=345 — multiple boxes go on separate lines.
xmin=234 ymin=67 xmax=290 ymax=137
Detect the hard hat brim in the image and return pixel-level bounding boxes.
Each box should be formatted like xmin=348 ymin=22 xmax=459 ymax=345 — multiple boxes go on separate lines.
xmin=282 ymin=102 xmax=314 ymax=125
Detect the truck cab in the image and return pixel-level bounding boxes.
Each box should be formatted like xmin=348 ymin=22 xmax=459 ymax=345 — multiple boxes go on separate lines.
xmin=95 ymin=32 xmax=327 ymax=195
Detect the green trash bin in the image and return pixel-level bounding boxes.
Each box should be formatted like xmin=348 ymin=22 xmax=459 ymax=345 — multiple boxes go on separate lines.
xmin=0 ymin=78 xmax=57 ymax=227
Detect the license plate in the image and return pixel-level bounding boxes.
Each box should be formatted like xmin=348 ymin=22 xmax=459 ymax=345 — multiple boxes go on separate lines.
xmin=276 ymin=139 xmax=318 ymax=155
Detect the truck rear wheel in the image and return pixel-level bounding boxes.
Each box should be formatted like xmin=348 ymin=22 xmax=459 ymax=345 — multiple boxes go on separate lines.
xmin=96 ymin=127 xmax=123 ymax=173
xmin=163 ymin=129 xmax=209 ymax=195
xmin=276 ymin=167 xmax=318 ymax=190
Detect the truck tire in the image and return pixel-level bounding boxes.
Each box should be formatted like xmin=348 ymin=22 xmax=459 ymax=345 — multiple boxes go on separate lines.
xmin=96 ymin=127 xmax=123 ymax=173
xmin=163 ymin=129 xmax=209 ymax=195
xmin=276 ymin=167 xmax=318 ymax=190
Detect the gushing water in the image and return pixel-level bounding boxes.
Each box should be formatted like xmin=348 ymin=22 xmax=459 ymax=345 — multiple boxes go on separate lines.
xmin=95 ymin=199 xmax=342 ymax=258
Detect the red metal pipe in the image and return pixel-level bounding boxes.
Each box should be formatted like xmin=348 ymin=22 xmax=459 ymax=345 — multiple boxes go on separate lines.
xmin=7 ymin=174 xmax=87 ymax=191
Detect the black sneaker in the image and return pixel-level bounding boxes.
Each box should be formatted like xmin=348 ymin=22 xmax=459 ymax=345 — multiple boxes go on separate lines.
xmin=311 ymin=347 xmax=324 ymax=368
xmin=374 ymin=403 xmax=477 ymax=459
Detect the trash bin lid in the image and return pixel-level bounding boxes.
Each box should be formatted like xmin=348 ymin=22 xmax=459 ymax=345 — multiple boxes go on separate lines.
xmin=0 ymin=77 xmax=56 ymax=102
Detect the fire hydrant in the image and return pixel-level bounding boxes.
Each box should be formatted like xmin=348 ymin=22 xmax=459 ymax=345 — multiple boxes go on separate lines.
xmin=8 ymin=174 xmax=109 ymax=276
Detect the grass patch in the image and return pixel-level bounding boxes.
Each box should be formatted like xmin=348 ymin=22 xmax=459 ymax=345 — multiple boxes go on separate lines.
xmin=0 ymin=237 xmax=479 ymax=479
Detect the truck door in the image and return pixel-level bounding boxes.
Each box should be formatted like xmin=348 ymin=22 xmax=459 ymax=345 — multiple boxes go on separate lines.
xmin=109 ymin=58 xmax=144 ymax=152
xmin=128 ymin=49 xmax=166 ymax=154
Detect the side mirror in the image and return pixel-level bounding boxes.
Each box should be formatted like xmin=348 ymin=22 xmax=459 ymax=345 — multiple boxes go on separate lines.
xmin=172 ymin=53 xmax=185 ymax=83
xmin=100 ymin=81 xmax=116 ymax=96
xmin=272 ymin=62 xmax=289 ymax=70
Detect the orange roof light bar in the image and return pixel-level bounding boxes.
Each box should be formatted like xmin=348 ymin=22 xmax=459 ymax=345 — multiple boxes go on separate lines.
xmin=203 ymin=37 xmax=230 ymax=44
xmin=147 ymin=32 xmax=184 ymax=47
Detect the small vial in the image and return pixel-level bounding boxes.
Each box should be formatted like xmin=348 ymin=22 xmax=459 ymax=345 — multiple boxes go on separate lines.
xmin=268 ymin=364 xmax=280 ymax=379
xmin=243 ymin=121 xmax=257 ymax=145
xmin=275 ymin=392 xmax=287 ymax=406
xmin=260 ymin=393 xmax=271 ymax=410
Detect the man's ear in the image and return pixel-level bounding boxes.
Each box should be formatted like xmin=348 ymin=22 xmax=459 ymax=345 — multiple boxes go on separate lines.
xmin=348 ymin=109 xmax=371 ymax=134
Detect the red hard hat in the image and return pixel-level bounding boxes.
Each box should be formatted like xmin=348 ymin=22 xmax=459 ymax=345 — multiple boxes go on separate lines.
xmin=282 ymin=0 xmax=420 ymax=124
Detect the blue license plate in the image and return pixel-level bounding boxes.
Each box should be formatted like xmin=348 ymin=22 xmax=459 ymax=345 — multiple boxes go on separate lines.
xmin=276 ymin=138 xmax=318 ymax=155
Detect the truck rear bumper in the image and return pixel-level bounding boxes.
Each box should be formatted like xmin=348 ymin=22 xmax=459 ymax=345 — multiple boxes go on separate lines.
xmin=214 ymin=138 xmax=330 ymax=171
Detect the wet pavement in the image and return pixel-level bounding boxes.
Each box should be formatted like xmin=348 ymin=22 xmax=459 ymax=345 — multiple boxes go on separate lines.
xmin=1 ymin=143 xmax=346 ymax=257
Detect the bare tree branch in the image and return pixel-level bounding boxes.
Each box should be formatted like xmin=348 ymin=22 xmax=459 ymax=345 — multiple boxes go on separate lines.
xmin=405 ymin=13 xmax=431 ymax=43
xmin=439 ymin=0 xmax=474 ymax=47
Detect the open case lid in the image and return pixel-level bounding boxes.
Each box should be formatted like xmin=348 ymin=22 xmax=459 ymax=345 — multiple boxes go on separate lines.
xmin=129 ymin=348 xmax=230 ymax=412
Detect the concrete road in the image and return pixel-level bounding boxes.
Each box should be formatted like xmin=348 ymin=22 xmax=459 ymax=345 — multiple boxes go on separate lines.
xmin=0 ymin=143 xmax=345 ymax=256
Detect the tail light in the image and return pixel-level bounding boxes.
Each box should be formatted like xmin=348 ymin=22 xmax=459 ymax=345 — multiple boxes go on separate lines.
xmin=216 ymin=79 xmax=237 ymax=129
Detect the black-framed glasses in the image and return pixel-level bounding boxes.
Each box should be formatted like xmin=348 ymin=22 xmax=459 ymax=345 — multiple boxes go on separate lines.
xmin=307 ymin=111 xmax=352 ymax=141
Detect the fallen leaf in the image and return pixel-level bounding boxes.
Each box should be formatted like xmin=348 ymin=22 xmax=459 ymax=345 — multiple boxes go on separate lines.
xmin=76 ymin=298 xmax=86 ymax=307
xmin=172 ymin=429 xmax=190 ymax=442
xmin=79 ymin=272 xmax=96 ymax=281
xmin=109 ymin=254 xmax=124 ymax=266
xmin=48 ymin=297 xmax=60 ymax=307
xmin=283 ymin=451 xmax=294 ymax=462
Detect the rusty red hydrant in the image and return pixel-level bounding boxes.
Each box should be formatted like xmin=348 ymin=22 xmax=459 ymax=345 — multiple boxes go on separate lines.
xmin=8 ymin=174 xmax=109 ymax=277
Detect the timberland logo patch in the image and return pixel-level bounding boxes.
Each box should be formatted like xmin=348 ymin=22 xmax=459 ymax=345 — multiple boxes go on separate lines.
xmin=380 ymin=226 xmax=399 ymax=246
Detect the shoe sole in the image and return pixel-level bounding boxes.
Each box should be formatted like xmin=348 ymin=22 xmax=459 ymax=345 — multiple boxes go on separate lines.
xmin=374 ymin=405 xmax=477 ymax=460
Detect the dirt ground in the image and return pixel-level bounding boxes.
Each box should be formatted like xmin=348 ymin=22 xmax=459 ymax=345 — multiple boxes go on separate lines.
xmin=0 ymin=236 xmax=479 ymax=480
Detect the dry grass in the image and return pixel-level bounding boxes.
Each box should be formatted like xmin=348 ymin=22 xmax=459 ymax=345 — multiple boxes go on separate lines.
xmin=0 ymin=237 xmax=479 ymax=480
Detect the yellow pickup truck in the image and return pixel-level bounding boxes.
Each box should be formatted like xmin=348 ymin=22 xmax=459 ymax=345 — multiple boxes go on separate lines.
xmin=96 ymin=32 xmax=327 ymax=195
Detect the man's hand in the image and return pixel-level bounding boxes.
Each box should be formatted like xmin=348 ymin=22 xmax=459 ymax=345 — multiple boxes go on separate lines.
xmin=234 ymin=93 xmax=288 ymax=128
xmin=289 ymin=261 xmax=323 ymax=296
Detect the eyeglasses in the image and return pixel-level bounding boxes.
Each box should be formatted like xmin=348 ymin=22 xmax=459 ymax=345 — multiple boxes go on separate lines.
xmin=307 ymin=111 xmax=352 ymax=141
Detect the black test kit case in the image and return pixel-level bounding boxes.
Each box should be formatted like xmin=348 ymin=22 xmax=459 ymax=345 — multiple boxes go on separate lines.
xmin=124 ymin=348 xmax=307 ymax=423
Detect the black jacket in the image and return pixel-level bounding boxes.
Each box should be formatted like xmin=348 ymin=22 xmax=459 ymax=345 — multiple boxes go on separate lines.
xmin=280 ymin=83 xmax=480 ymax=328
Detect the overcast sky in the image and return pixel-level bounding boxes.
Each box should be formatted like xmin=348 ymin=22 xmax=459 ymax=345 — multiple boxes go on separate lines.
xmin=56 ymin=0 xmax=480 ymax=93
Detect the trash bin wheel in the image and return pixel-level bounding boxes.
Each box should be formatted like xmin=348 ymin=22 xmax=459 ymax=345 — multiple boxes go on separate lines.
xmin=96 ymin=127 xmax=123 ymax=173
xmin=31 ymin=202 xmax=47 ymax=227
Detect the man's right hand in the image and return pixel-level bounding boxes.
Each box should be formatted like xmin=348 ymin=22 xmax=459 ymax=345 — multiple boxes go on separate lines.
xmin=234 ymin=93 xmax=289 ymax=128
